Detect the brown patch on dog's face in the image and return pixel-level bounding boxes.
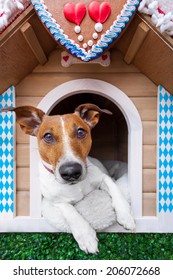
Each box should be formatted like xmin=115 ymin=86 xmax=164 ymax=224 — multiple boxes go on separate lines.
xmin=63 ymin=113 xmax=92 ymax=161
xmin=37 ymin=115 xmax=64 ymax=168
xmin=36 ymin=114 xmax=92 ymax=168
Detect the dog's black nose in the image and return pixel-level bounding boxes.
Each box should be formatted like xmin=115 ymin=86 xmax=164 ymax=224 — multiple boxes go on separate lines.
xmin=59 ymin=162 xmax=82 ymax=182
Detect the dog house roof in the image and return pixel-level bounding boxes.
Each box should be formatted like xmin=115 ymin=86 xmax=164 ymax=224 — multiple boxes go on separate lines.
xmin=0 ymin=0 xmax=173 ymax=94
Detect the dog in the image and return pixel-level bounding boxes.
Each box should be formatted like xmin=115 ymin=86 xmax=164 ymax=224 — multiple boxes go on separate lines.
xmin=1 ymin=103 xmax=135 ymax=253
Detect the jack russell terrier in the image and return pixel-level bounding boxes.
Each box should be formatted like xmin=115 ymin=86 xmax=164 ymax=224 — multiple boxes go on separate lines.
xmin=1 ymin=103 xmax=135 ymax=253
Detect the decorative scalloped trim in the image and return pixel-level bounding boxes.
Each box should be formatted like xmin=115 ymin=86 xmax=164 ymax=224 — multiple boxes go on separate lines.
xmin=31 ymin=0 xmax=140 ymax=61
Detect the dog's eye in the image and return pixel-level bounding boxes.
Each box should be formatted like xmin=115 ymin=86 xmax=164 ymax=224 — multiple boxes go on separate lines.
xmin=77 ymin=128 xmax=87 ymax=139
xmin=43 ymin=133 xmax=55 ymax=143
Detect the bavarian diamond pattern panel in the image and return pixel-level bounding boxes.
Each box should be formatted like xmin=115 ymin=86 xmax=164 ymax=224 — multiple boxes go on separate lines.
xmin=158 ymin=86 xmax=173 ymax=213
xmin=0 ymin=86 xmax=15 ymax=217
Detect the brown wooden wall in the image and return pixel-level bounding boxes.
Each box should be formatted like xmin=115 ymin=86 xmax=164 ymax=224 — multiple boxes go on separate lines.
xmin=15 ymin=48 xmax=157 ymax=217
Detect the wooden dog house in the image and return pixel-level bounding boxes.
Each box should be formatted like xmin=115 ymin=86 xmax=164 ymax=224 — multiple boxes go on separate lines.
xmin=0 ymin=2 xmax=173 ymax=232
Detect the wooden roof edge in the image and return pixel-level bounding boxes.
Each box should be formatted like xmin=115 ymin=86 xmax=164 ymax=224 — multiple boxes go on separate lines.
xmin=137 ymin=13 xmax=173 ymax=50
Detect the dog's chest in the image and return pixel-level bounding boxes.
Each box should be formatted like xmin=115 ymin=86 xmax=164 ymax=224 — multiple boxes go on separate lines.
xmin=58 ymin=182 xmax=95 ymax=204
xmin=40 ymin=174 xmax=95 ymax=204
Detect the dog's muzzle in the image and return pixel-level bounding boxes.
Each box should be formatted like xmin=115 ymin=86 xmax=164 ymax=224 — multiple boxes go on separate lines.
xmin=59 ymin=162 xmax=82 ymax=182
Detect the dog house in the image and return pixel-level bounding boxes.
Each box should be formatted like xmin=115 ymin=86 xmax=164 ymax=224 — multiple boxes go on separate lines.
xmin=0 ymin=1 xmax=173 ymax=233
xmin=1 ymin=80 xmax=173 ymax=233
xmin=29 ymin=79 xmax=142 ymax=226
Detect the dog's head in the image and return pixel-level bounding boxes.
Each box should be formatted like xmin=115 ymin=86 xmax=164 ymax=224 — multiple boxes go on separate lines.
xmin=1 ymin=104 xmax=112 ymax=184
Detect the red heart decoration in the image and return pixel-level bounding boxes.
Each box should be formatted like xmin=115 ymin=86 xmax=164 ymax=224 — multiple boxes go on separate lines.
xmin=63 ymin=55 xmax=69 ymax=62
xmin=64 ymin=2 xmax=86 ymax=25
xmin=102 ymin=54 xmax=108 ymax=61
xmin=88 ymin=1 xmax=111 ymax=24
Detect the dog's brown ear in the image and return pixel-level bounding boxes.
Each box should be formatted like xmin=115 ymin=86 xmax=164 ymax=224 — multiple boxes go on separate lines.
xmin=0 ymin=106 xmax=45 ymax=136
xmin=75 ymin=103 xmax=112 ymax=128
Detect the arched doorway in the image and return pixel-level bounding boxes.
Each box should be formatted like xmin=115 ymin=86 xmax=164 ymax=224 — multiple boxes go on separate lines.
xmin=30 ymin=79 xmax=142 ymax=226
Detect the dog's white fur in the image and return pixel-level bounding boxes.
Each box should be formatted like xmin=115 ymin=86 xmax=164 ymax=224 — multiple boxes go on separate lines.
xmin=40 ymin=156 xmax=135 ymax=254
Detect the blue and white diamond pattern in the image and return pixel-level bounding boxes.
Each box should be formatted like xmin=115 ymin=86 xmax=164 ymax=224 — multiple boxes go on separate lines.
xmin=158 ymin=86 xmax=173 ymax=213
xmin=0 ymin=86 xmax=15 ymax=217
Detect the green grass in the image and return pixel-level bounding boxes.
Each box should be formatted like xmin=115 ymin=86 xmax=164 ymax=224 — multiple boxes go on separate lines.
xmin=0 ymin=233 xmax=173 ymax=260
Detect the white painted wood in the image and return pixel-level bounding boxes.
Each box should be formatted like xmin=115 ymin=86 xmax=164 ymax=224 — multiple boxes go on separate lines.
xmin=1 ymin=216 xmax=173 ymax=232
xmin=30 ymin=79 xmax=143 ymax=221
xmin=30 ymin=146 xmax=42 ymax=217
xmin=158 ymin=213 xmax=173 ymax=232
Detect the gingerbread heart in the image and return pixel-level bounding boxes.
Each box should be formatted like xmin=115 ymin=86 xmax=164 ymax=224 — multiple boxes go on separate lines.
xmin=31 ymin=0 xmax=140 ymax=62
xmin=64 ymin=2 xmax=86 ymax=25
xmin=88 ymin=1 xmax=111 ymax=23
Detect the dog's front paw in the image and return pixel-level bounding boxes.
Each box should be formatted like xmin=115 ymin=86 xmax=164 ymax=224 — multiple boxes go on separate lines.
xmin=116 ymin=210 xmax=135 ymax=231
xmin=73 ymin=226 xmax=99 ymax=254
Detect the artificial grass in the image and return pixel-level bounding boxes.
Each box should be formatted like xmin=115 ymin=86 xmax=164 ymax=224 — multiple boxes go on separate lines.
xmin=0 ymin=233 xmax=173 ymax=260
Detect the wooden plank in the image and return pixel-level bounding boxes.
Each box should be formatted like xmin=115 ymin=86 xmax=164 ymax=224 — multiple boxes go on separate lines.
xmin=34 ymin=49 xmax=139 ymax=73
xmin=143 ymin=145 xmax=156 ymax=169
xmin=28 ymin=13 xmax=57 ymax=55
xmin=21 ymin=22 xmax=47 ymax=65
xmin=143 ymin=121 xmax=157 ymax=145
xmin=131 ymin=97 xmax=157 ymax=121
xmin=16 ymin=125 xmax=30 ymax=144
xmin=142 ymin=193 xmax=156 ymax=216
xmin=143 ymin=169 xmax=156 ymax=193
xmin=16 ymin=191 xmax=30 ymax=216
xmin=142 ymin=15 xmax=173 ymax=49
xmin=124 ymin=22 xmax=150 ymax=64
xmin=117 ymin=14 xmax=141 ymax=54
xmin=16 ymin=73 xmax=157 ymax=97
xmin=117 ymin=14 xmax=173 ymax=94
xmin=16 ymin=96 xmax=42 ymax=107
xmin=134 ymin=24 xmax=173 ymax=94
xmin=16 ymin=144 xmax=29 ymax=167
xmin=0 ymin=30 xmax=38 ymax=94
xmin=16 ymin=168 xmax=30 ymax=191
xmin=0 ymin=12 xmax=56 ymax=94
